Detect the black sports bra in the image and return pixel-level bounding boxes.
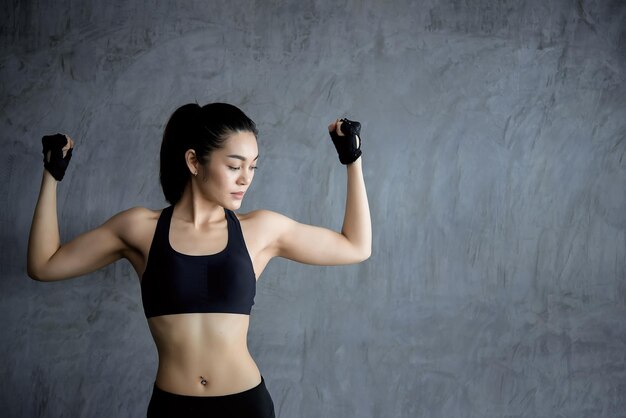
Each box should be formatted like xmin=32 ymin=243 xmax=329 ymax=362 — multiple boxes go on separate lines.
xmin=140 ymin=205 xmax=256 ymax=318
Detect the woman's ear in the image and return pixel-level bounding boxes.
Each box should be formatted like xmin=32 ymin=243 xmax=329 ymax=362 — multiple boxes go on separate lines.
xmin=185 ymin=149 xmax=199 ymax=175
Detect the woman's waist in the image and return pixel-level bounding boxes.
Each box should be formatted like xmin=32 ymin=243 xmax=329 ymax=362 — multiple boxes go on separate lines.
xmin=154 ymin=351 xmax=261 ymax=396
xmin=148 ymin=313 xmax=249 ymax=349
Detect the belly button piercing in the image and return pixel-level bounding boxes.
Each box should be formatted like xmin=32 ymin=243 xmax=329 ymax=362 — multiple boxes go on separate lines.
xmin=200 ymin=376 xmax=207 ymax=386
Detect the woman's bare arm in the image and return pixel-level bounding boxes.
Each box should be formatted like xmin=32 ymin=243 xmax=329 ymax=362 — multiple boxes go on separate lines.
xmin=27 ymin=140 xmax=131 ymax=281
xmin=255 ymin=120 xmax=372 ymax=266
xmin=263 ymin=158 xmax=371 ymax=265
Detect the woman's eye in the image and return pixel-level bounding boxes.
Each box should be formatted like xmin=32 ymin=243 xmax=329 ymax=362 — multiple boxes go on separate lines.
xmin=251 ymin=166 xmax=258 ymax=170
xmin=228 ymin=166 xmax=240 ymax=171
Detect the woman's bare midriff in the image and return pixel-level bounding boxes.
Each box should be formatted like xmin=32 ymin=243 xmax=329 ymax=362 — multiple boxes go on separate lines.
xmin=147 ymin=312 xmax=261 ymax=396
xmin=123 ymin=207 xmax=270 ymax=397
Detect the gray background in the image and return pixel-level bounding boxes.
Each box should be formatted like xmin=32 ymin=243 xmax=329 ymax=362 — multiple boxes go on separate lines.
xmin=2 ymin=0 xmax=625 ymax=417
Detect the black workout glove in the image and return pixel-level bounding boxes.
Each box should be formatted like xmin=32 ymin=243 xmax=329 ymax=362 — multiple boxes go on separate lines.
xmin=330 ymin=118 xmax=362 ymax=165
xmin=42 ymin=133 xmax=73 ymax=181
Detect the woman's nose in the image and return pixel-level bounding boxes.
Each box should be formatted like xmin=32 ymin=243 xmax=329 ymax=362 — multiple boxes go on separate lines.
xmin=238 ymin=171 xmax=251 ymax=184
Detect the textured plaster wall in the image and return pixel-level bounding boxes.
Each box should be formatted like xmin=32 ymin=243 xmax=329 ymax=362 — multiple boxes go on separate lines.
xmin=1 ymin=1 xmax=625 ymax=417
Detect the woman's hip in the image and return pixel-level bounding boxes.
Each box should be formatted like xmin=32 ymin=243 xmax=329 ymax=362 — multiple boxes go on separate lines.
xmin=147 ymin=375 xmax=275 ymax=418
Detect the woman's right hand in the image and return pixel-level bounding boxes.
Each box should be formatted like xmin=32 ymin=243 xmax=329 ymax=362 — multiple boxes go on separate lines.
xmin=60 ymin=134 xmax=73 ymax=158
xmin=42 ymin=133 xmax=74 ymax=181
xmin=43 ymin=133 xmax=73 ymax=162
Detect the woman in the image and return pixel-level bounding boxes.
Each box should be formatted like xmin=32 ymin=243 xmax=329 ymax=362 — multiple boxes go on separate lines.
xmin=27 ymin=102 xmax=371 ymax=417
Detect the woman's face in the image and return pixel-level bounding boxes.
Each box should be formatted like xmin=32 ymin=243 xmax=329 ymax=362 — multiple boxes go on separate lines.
xmin=199 ymin=130 xmax=259 ymax=210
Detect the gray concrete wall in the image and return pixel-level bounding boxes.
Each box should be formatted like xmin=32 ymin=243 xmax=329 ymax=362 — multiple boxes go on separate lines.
xmin=2 ymin=0 xmax=625 ymax=417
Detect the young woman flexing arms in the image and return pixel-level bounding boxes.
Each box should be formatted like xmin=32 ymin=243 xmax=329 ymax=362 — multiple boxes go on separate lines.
xmin=27 ymin=102 xmax=371 ymax=417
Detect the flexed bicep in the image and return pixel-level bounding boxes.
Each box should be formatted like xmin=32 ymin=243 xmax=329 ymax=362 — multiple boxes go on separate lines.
xmin=260 ymin=210 xmax=368 ymax=266
xmin=29 ymin=208 xmax=137 ymax=282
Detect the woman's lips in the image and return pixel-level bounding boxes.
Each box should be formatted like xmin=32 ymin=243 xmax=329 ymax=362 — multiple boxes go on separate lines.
xmin=231 ymin=192 xmax=244 ymax=199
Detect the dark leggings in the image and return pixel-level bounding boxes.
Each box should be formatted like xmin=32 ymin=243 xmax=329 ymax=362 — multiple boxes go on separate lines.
xmin=146 ymin=376 xmax=275 ymax=418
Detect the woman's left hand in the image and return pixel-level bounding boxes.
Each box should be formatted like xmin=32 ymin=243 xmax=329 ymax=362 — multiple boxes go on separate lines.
xmin=328 ymin=119 xmax=345 ymax=136
xmin=328 ymin=117 xmax=362 ymax=165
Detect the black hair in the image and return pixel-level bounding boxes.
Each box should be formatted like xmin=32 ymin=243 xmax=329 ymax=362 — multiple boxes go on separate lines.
xmin=159 ymin=102 xmax=258 ymax=205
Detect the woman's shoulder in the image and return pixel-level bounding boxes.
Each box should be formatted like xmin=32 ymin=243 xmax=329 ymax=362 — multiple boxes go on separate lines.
xmin=235 ymin=208 xmax=291 ymax=225
xmin=234 ymin=209 xmax=295 ymax=253
xmin=107 ymin=206 xmax=164 ymax=244
xmin=113 ymin=205 xmax=163 ymax=223
xmin=235 ymin=209 xmax=295 ymax=236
